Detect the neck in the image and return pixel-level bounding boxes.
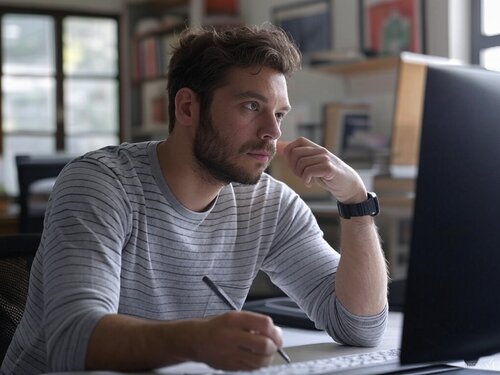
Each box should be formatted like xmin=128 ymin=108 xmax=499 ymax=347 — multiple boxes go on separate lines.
xmin=157 ymin=136 xmax=224 ymax=212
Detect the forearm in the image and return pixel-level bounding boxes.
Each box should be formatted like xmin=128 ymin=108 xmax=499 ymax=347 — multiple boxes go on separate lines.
xmin=85 ymin=314 xmax=199 ymax=371
xmin=335 ymin=216 xmax=388 ymax=316
xmin=276 ymin=137 xmax=387 ymax=313
xmin=85 ymin=311 xmax=283 ymax=372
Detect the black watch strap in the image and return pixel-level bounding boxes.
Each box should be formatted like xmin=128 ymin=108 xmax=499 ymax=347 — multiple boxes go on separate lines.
xmin=337 ymin=192 xmax=380 ymax=219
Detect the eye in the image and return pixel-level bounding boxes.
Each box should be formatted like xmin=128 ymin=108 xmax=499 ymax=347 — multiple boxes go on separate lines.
xmin=275 ymin=112 xmax=286 ymax=122
xmin=244 ymin=101 xmax=259 ymax=112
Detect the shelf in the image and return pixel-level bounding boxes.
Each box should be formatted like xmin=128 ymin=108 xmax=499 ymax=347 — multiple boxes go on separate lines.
xmin=126 ymin=0 xmax=240 ymax=143
xmin=313 ymin=56 xmax=399 ymax=75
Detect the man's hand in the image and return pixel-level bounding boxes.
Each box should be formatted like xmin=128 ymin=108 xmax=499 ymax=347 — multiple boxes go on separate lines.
xmin=193 ymin=311 xmax=283 ymax=371
xmin=277 ymin=138 xmax=387 ymax=316
xmin=277 ymin=138 xmax=367 ymax=203
xmin=85 ymin=311 xmax=283 ymax=373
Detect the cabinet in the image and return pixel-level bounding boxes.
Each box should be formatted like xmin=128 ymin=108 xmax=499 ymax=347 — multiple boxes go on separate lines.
xmin=123 ymin=0 xmax=240 ymax=142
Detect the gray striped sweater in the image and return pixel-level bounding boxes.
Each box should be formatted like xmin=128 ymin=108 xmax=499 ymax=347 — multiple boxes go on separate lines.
xmin=1 ymin=141 xmax=387 ymax=374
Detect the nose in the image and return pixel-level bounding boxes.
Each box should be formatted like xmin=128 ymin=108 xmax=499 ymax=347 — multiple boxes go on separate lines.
xmin=258 ymin=112 xmax=282 ymax=141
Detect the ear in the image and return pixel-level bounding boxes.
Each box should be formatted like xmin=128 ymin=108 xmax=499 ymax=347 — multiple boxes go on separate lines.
xmin=174 ymin=88 xmax=199 ymax=127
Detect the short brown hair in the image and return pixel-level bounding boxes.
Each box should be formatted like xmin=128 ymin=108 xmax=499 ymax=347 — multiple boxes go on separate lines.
xmin=166 ymin=23 xmax=302 ymax=132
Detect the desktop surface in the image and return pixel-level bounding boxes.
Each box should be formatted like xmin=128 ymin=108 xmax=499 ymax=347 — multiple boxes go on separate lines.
xmin=40 ymin=312 xmax=500 ymax=374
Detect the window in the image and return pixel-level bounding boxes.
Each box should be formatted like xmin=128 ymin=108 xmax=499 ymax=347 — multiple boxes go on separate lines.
xmin=0 ymin=8 xmax=121 ymax=195
xmin=471 ymin=0 xmax=500 ymax=71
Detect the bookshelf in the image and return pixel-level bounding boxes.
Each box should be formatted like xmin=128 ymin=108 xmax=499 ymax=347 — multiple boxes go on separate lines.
xmin=123 ymin=0 xmax=240 ymax=142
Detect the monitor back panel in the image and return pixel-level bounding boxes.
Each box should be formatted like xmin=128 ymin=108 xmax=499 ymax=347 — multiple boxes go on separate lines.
xmin=401 ymin=65 xmax=500 ymax=364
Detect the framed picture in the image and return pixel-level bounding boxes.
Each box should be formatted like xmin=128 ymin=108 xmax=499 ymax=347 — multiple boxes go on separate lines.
xmin=273 ymin=0 xmax=332 ymax=62
xmin=359 ymin=0 xmax=425 ymax=56
xmin=142 ymin=80 xmax=168 ymax=129
xmin=323 ymin=102 xmax=371 ymax=159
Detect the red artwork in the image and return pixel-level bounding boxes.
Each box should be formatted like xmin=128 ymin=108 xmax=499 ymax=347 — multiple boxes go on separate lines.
xmin=364 ymin=0 xmax=423 ymax=55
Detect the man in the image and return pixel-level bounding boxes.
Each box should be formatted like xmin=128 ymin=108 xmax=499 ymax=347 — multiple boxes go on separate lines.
xmin=1 ymin=24 xmax=387 ymax=374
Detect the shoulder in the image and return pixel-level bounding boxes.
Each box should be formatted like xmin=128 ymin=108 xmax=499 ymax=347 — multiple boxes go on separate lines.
xmin=52 ymin=142 xmax=157 ymax=205
xmin=58 ymin=142 xmax=153 ymax=181
xmin=75 ymin=141 xmax=152 ymax=171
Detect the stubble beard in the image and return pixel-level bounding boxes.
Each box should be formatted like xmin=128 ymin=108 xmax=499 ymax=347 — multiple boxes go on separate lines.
xmin=193 ymin=115 xmax=275 ymax=185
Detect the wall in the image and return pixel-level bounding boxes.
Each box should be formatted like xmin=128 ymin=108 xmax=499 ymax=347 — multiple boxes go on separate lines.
xmin=448 ymin=0 xmax=470 ymax=63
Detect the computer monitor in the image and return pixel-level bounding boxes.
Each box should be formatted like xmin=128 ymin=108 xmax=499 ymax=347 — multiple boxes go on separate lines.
xmin=400 ymin=64 xmax=500 ymax=365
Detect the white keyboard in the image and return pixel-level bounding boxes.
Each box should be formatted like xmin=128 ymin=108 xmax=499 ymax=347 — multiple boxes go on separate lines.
xmin=223 ymin=348 xmax=456 ymax=375
xmin=227 ymin=348 xmax=402 ymax=375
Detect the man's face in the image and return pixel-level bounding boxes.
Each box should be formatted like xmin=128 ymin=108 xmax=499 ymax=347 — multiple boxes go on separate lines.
xmin=194 ymin=66 xmax=291 ymax=185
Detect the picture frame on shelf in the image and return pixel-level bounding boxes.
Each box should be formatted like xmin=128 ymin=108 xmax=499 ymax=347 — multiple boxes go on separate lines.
xmin=323 ymin=102 xmax=372 ymax=161
xmin=273 ymin=0 xmax=332 ymax=63
xmin=359 ymin=0 xmax=425 ymax=57
xmin=141 ymin=80 xmax=168 ymax=131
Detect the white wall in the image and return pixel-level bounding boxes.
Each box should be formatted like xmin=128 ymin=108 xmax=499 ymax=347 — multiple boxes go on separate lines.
xmin=448 ymin=0 xmax=470 ymax=63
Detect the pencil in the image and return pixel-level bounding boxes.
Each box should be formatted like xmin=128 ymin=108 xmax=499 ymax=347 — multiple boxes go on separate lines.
xmin=202 ymin=275 xmax=292 ymax=364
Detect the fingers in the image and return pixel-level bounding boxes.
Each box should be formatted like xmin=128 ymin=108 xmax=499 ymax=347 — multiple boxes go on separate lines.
xmin=225 ymin=311 xmax=283 ymax=352
xmin=276 ymin=140 xmax=290 ymax=156
xmin=280 ymin=138 xmax=336 ymax=185
xmin=276 ymin=137 xmax=367 ymax=201
xmin=195 ymin=311 xmax=284 ymax=371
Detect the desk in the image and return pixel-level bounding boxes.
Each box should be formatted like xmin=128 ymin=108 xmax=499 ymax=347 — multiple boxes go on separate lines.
xmin=43 ymin=312 xmax=500 ymax=374
xmin=155 ymin=312 xmax=402 ymax=374
xmin=157 ymin=312 xmax=500 ymax=374
xmin=278 ymin=311 xmax=402 ymax=364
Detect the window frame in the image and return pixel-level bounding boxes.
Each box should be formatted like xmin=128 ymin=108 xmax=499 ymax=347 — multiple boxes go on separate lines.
xmin=0 ymin=6 xmax=123 ymax=155
xmin=470 ymin=0 xmax=500 ymax=66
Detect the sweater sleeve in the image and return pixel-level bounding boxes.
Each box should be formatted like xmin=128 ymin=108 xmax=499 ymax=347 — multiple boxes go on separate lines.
xmin=41 ymin=158 xmax=132 ymax=371
xmin=262 ymin=186 xmax=387 ymax=347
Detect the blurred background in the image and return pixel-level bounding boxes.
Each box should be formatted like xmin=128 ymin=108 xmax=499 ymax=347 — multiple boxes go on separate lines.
xmin=0 ymin=0 xmax=497 ymax=285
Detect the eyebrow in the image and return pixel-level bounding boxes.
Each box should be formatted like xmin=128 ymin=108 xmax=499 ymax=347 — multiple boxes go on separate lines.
xmin=235 ymin=90 xmax=292 ymax=112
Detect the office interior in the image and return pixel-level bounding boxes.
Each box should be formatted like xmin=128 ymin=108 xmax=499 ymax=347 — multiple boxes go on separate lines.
xmin=0 ymin=0 xmax=489 ymax=294
xmin=4 ymin=1 xmax=500 ymax=374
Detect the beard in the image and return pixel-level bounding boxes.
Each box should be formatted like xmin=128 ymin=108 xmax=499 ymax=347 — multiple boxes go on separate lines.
xmin=193 ymin=114 xmax=275 ymax=185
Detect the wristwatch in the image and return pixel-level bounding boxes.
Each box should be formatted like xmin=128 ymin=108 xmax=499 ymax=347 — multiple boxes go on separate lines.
xmin=337 ymin=192 xmax=380 ymax=219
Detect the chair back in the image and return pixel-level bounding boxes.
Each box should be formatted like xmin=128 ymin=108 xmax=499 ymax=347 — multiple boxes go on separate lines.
xmin=0 ymin=233 xmax=41 ymax=363
xmin=16 ymin=155 xmax=72 ymax=232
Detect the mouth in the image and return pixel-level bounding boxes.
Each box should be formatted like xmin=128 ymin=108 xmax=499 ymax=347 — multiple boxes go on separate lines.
xmin=247 ymin=151 xmax=272 ymax=163
xmin=244 ymin=142 xmax=276 ymax=164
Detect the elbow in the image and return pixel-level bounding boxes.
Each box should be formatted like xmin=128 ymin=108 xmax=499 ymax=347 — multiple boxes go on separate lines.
xmin=341 ymin=327 xmax=386 ymax=348
xmin=46 ymin=312 xmax=102 ymax=372
xmin=326 ymin=299 xmax=389 ymax=348
xmin=46 ymin=325 xmax=87 ymax=372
